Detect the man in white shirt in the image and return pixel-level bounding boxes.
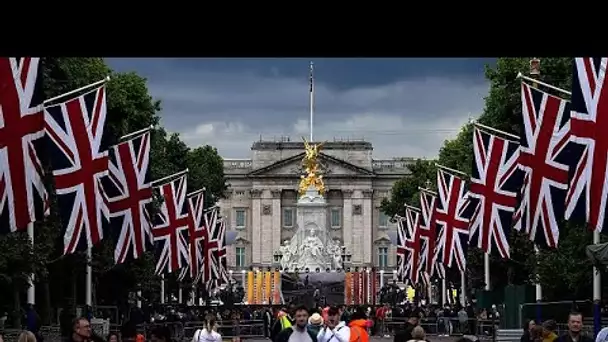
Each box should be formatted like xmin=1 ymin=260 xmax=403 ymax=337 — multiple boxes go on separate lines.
xmin=274 ymin=305 xmax=318 ymax=342
xmin=317 ymin=307 xmax=350 ymax=342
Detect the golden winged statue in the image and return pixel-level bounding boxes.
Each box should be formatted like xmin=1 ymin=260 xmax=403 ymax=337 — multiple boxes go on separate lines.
xmin=299 ymin=137 xmax=326 ymax=196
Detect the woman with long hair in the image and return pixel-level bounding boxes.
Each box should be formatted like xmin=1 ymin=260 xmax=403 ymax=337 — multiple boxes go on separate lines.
xmin=192 ymin=314 xmax=222 ymax=342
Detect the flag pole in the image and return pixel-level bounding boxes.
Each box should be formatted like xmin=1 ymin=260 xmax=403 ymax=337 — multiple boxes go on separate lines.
xmin=150 ymin=169 xmax=189 ymax=187
xmin=484 ymin=252 xmax=490 ymax=292
xmin=43 ymin=76 xmax=111 ymax=105
xmin=85 ymin=246 xmax=93 ymax=319
xmin=517 ymin=72 xmax=571 ymax=96
xmin=119 ymin=125 xmax=154 ymax=142
xmin=26 ymin=222 xmax=36 ymax=331
xmin=309 ymin=61 xmax=314 ymax=142
xmin=460 ymin=269 xmax=466 ymax=306
xmin=529 ymin=58 xmax=543 ymax=324
xmin=593 ymin=230 xmax=601 ymax=337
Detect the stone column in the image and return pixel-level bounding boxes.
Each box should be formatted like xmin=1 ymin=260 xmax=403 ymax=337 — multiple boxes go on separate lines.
xmin=352 ymin=190 xmax=364 ymax=264
xmin=271 ymin=190 xmax=282 ymax=260
xmin=250 ymin=189 xmax=262 ymax=264
xmin=362 ymin=189 xmax=374 ymax=265
xmin=260 ymin=189 xmax=274 ymax=265
xmin=342 ymin=189 xmax=354 ymax=261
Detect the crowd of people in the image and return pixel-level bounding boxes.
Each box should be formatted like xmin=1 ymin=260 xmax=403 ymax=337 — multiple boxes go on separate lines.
xmin=0 ymin=301 xmax=603 ymax=342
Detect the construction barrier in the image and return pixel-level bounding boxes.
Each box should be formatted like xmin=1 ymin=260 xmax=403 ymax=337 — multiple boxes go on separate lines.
xmin=245 ymin=270 xmax=282 ymax=304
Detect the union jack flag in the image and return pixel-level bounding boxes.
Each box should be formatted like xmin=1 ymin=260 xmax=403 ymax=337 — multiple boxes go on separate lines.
xmin=200 ymin=207 xmax=219 ymax=284
xmin=152 ymin=173 xmax=189 ymax=274
xmin=44 ymin=85 xmax=110 ymax=254
xmin=0 ymin=57 xmax=48 ymax=233
xmin=514 ymin=83 xmax=570 ymax=247
xmin=205 ymin=217 xmax=228 ymax=291
xmin=403 ymin=205 xmax=422 ymax=284
xmin=396 ymin=217 xmax=408 ymax=279
xmin=469 ymin=126 xmax=521 ymax=258
xmin=435 ymin=169 xmax=472 ymax=271
xmin=565 ymin=58 xmax=608 ymax=232
xmin=104 ymin=130 xmax=154 ymax=264
xmin=176 ymin=189 xmax=207 ymax=282
xmin=418 ymin=188 xmax=441 ymax=277
xmin=212 ymin=217 xmax=228 ymax=285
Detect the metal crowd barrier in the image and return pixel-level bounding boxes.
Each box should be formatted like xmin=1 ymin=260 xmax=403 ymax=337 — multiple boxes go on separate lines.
xmin=379 ymin=317 xmax=498 ymax=338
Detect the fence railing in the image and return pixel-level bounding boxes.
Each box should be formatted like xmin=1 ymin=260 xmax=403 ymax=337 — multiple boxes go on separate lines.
xmin=4 ymin=316 xmax=601 ymax=342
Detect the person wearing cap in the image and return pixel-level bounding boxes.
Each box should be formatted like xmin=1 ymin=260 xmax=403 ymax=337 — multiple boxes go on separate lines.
xmin=308 ymin=313 xmax=324 ymax=336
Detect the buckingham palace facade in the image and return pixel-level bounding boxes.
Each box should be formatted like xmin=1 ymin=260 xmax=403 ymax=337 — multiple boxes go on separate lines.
xmin=219 ymin=138 xmax=412 ymax=273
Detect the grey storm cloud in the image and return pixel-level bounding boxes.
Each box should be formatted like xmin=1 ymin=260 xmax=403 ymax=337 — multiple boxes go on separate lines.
xmin=110 ymin=59 xmax=490 ymax=159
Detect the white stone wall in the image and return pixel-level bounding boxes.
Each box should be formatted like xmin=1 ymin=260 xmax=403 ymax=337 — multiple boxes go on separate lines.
xmin=221 ymin=141 xmax=410 ymax=270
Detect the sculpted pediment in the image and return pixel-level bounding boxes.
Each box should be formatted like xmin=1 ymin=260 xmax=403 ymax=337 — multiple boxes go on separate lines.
xmin=248 ymin=152 xmax=375 ymax=178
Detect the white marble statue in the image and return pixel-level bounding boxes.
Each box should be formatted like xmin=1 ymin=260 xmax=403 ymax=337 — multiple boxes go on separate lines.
xmin=296 ymin=227 xmax=325 ymax=269
xmin=330 ymin=244 xmax=343 ymax=269
xmin=279 ymin=240 xmax=293 ymax=270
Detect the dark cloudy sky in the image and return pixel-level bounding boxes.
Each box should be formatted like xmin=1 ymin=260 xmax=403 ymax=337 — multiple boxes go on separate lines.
xmin=106 ymin=58 xmax=495 ymax=159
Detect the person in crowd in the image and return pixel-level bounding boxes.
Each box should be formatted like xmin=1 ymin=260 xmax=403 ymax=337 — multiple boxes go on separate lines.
xmin=348 ymin=308 xmax=370 ymax=342
xmin=530 ymin=325 xmax=545 ymax=342
xmin=407 ymin=326 xmax=427 ymax=342
xmin=264 ymin=307 xmax=273 ymax=338
xmin=458 ymin=307 xmax=469 ymax=334
xmin=192 ymin=314 xmax=222 ymax=342
xmin=0 ymin=333 xmax=3 ymax=342
xmin=375 ymin=304 xmax=389 ymax=337
xmin=119 ymin=320 xmax=137 ymax=342
xmin=272 ymin=306 xmax=295 ymax=341
xmin=107 ymin=332 xmax=119 ymax=342
xmin=595 ymin=327 xmax=608 ymax=342
xmin=393 ymin=312 xmax=418 ymax=342
xmin=275 ymin=305 xmax=318 ymax=342
xmin=18 ymin=331 xmax=37 ymax=342
xmin=556 ymin=312 xmax=593 ymax=342
xmin=150 ymin=326 xmax=172 ymax=342
xmin=64 ymin=317 xmax=92 ymax=342
xmin=542 ymin=320 xmax=558 ymax=342
xmin=308 ymin=313 xmax=324 ymax=336
xmin=521 ymin=319 xmax=536 ymax=342
xmin=318 ymin=307 xmax=350 ymax=342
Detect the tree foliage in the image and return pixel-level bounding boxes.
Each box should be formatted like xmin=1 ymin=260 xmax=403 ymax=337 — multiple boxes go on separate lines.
xmin=0 ymin=57 xmax=227 ymax=326
xmin=383 ymin=57 xmax=592 ymax=300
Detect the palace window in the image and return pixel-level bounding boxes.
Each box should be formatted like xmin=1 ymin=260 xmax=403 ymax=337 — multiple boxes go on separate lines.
xmin=378 ymin=247 xmax=388 ymax=268
xmin=283 ymin=208 xmax=295 ymax=228
xmin=379 ymin=211 xmax=390 ymax=229
xmin=236 ymin=247 xmax=246 ymax=267
xmin=235 ymin=209 xmax=246 ymax=229
xmin=330 ymin=207 xmax=342 ymax=228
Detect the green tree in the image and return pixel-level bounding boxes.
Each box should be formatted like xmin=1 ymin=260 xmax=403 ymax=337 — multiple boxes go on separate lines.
xmin=36 ymin=57 xmax=165 ymax=322
xmin=383 ymin=58 xmax=580 ymax=293
xmin=380 ymin=159 xmax=436 ymax=216
xmin=186 ymin=145 xmax=228 ymax=205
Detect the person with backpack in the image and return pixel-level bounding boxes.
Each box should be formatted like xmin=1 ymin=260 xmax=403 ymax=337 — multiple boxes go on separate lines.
xmin=192 ymin=314 xmax=222 ymax=342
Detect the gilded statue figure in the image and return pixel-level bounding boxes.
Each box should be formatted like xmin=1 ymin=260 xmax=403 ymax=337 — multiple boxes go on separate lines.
xmin=299 ymin=137 xmax=326 ymax=195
